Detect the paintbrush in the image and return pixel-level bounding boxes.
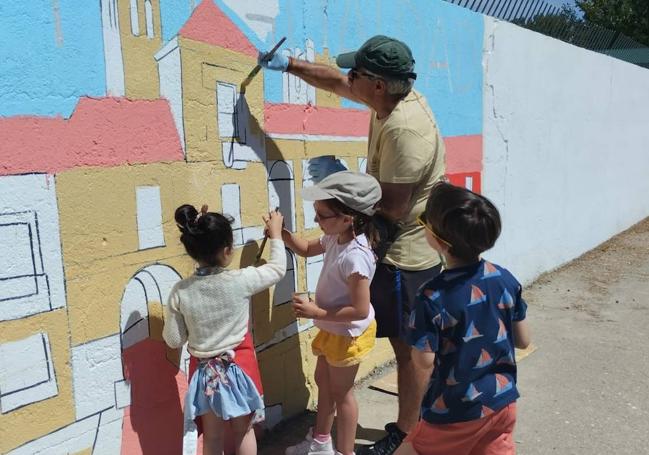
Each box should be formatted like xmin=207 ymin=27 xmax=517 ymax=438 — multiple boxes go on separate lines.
xmin=241 ymin=37 xmax=287 ymax=94
xmin=255 ymin=207 xmax=280 ymax=264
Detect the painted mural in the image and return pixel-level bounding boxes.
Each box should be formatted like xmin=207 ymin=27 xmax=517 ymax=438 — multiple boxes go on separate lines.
xmin=0 ymin=0 xmax=483 ymax=453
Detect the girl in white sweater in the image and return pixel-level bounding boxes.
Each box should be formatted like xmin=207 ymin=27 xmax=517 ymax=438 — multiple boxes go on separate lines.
xmin=163 ymin=204 xmax=286 ymax=455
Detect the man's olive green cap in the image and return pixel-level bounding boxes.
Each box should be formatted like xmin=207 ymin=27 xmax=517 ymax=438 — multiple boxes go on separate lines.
xmin=336 ymin=35 xmax=417 ymax=80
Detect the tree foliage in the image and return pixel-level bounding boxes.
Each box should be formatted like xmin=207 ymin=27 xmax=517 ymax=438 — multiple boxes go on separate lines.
xmin=576 ymin=0 xmax=649 ymax=47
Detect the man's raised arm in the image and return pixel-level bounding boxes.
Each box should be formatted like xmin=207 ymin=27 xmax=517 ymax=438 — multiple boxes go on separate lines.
xmin=258 ymin=50 xmax=361 ymax=103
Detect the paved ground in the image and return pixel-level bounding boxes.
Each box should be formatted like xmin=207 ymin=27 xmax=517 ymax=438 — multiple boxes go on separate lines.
xmin=260 ymin=218 xmax=649 ymax=455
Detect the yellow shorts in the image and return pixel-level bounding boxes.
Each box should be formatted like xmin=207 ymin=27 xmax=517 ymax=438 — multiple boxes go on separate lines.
xmin=312 ymin=320 xmax=377 ymax=367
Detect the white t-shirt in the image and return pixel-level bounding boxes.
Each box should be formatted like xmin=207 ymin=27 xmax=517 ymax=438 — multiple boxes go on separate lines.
xmin=314 ymin=234 xmax=376 ymax=337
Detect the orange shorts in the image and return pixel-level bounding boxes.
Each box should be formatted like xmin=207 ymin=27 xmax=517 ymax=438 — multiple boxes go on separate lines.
xmin=404 ymin=403 xmax=517 ymax=455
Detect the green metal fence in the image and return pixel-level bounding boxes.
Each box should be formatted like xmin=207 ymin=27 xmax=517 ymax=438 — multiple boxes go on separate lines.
xmin=444 ymin=0 xmax=649 ymax=69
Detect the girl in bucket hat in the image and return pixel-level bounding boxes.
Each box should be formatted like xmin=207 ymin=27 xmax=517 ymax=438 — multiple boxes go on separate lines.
xmin=283 ymin=171 xmax=382 ymax=455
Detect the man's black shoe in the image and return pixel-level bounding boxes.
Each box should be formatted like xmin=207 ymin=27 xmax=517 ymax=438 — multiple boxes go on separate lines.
xmin=357 ymin=423 xmax=407 ymax=455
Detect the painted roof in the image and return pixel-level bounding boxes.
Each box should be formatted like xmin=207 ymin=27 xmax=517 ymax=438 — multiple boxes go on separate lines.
xmin=179 ymin=0 xmax=257 ymax=57
xmin=263 ymin=103 xmax=370 ymax=137
xmin=0 ymin=97 xmax=183 ymax=176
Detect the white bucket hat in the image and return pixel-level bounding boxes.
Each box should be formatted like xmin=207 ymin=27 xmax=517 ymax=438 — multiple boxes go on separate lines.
xmin=302 ymin=171 xmax=382 ymax=216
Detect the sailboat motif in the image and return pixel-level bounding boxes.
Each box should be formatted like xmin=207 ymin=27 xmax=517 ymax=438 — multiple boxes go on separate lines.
xmin=481 ymin=405 xmax=494 ymax=418
xmin=430 ymin=394 xmax=449 ymax=414
xmin=494 ymin=319 xmax=508 ymax=343
xmin=461 ymin=382 xmax=483 ymax=402
xmin=496 ymin=351 xmax=515 ymax=366
xmin=423 ymin=288 xmax=441 ymax=300
xmin=494 ymin=374 xmax=513 ymax=397
xmin=463 ymin=321 xmax=483 ymax=342
xmin=433 ymin=309 xmax=459 ymax=330
xmin=468 ymin=285 xmax=487 ymax=306
xmin=482 ymin=261 xmax=501 ymax=279
xmin=473 ymin=349 xmax=493 ymax=369
xmin=497 ymin=289 xmax=514 ymax=310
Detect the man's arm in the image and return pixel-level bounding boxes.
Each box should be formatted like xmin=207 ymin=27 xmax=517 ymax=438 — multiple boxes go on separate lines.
xmin=258 ymin=50 xmax=362 ymax=104
xmin=378 ymin=182 xmax=415 ymax=222
xmin=286 ymin=58 xmax=359 ymax=102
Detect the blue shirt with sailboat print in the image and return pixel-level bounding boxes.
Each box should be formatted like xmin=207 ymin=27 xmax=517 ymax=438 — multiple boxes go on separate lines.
xmin=407 ymin=259 xmax=527 ymax=424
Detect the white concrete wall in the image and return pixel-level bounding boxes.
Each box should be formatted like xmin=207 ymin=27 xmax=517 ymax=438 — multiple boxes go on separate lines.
xmin=483 ymin=17 xmax=649 ymax=285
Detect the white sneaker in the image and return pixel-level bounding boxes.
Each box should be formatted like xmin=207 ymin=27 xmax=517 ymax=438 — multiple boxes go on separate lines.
xmin=285 ymin=428 xmax=335 ymax=455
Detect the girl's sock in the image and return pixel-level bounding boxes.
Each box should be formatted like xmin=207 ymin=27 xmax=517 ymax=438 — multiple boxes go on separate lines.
xmin=313 ymin=432 xmax=331 ymax=444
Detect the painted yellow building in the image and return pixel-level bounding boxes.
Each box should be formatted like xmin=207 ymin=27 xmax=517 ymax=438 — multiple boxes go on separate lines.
xmin=0 ymin=1 xmax=392 ymax=453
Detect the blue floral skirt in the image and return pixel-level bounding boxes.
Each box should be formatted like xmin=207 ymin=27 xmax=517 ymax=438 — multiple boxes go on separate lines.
xmin=183 ymin=351 xmax=264 ymax=453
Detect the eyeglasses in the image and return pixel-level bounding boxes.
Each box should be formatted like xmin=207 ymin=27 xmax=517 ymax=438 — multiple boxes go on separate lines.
xmin=349 ymin=68 xmax=383 ymax=81
xmin=416 ymin=212 xmax=452 ymax=247
xmin=315 ymin=210 xmax=340 ymax=221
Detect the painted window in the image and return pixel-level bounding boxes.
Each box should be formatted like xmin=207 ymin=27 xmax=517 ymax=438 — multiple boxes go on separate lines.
xmin=465 ymin=175 xmax=474 ymax=191
xmin=0 ymin=212 xmax=53 ymax=320
xmin=273 ymin=249 xmax=297 ymax=306
xmin=0 ymin=175 xmax=66 ymax=321
xmin=268 ymin=161 xmax=296 ymax=232
xmin=129 ymin=0 xmax=140 ymax=36
xmin=282 ymin=39 xmax=316 ymax=105
xmin=217 ymin=82 xmax=240 ymax=138
xmin=144 ymin=0 xmax=154 ymax=38
xmin=221 ymin=184 xmax=264 ymax=246
xmin=136 ymin=186 xmax=165 ymax=250
xmin=0 ymin=333 xmax=58 ymax=413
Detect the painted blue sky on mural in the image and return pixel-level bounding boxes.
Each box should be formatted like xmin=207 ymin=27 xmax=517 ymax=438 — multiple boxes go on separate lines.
xmin=0 ymin=2 xmax=106 ymax=118
xmin=266 ymin=0 xmax=484 ymax=137
xmin=160 ymin=0 xmax=483 ymax=137
xmin=1 ymin=0 xmax=482 ymax=137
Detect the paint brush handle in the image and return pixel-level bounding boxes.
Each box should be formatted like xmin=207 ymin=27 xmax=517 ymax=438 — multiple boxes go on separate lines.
xmin=262 ymin=36 xmax=287 ymax=63
xmin=254 ymin=235 xmax=268 ymax=264
xmin=255 ymin=207 xmax=280 ymax=263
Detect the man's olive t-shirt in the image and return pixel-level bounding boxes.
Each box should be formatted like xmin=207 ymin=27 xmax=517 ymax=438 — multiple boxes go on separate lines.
xmin=367 ymin=90 xmax=446 ymax=271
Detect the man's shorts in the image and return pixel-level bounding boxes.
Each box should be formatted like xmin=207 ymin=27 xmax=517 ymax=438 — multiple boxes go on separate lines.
xmin=370 ymin=263 xmax=442 ymax=339
xmin=312 ymin=320 xmax=377 ymax=367
xmin=404 ymin=403 xmax=517 ymax=455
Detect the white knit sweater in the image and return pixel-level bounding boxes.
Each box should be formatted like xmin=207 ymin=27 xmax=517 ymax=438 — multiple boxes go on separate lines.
xmin=163 ymin=239 xmax=286 ymax=358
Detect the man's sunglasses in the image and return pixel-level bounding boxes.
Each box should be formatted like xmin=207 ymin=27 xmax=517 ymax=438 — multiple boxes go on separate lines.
xmin=416 ymin=212 xmax=452 ymax=247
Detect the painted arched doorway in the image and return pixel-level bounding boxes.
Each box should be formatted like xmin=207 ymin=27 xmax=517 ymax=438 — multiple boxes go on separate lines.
xmin=119 ymin=264 xmax=191 ymax=454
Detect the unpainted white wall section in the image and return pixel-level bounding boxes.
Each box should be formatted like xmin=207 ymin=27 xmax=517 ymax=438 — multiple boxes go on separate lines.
xmin=482 ymin=18 xmax=649 ymax=284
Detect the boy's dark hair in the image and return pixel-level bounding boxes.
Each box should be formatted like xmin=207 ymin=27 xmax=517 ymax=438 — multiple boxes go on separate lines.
xmin=323 ymin=198 xmax=380 ymax=250
xmin=424 ymin=182 xmax=501 ymax=262
xmin=174 ymin=204 xmax=234 ymax=266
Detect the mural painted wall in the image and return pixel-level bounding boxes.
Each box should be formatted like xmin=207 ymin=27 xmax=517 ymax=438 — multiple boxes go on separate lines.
xmin=0 ymin=1 xmax=483 ymax=453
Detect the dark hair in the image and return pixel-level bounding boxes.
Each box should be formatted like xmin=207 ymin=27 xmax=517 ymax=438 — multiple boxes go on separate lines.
xmin=424 ymin=182 xmax=501 ymax=262
xmin=174 ymin=204 xmax=234 ymax=266
xmin=322 ymin=199 xmax=380 ymax=250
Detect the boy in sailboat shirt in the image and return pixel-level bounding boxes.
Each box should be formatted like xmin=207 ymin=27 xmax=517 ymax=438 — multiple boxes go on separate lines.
xmin=398 ymin=183 xmax=531 ymax=455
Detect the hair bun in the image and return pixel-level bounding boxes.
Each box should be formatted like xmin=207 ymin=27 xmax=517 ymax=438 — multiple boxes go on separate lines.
xmin=175 ymin=204 xmax=198 ymax=233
